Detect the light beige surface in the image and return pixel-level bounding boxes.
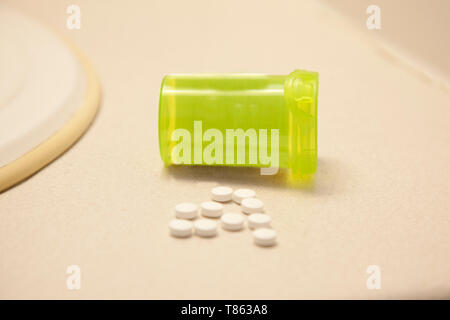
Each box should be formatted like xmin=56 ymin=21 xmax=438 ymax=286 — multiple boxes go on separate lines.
xmin=324 ymin=0 xmax=450 ymax=81
xmin=0 ymin=0 xmax=449 ymax=299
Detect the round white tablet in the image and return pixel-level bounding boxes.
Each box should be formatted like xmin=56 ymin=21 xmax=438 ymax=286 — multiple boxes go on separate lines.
xmin=211 ymin=186 xmax=233 ymax=202
xmin=241 ymin=198 xmax=264 ymax=214
xmin=220 ymin=213 xmax=245 ymax=231
xmin=169 ymin=219 xmax=193 ymax=238
xmin=232 ymin=188 xmax=256 ymax=204
xmin=253 ymin=228 xmax=277 ymax=247
xmin=174 ymin=202 xmax=198 ymax=219
xmin=200 ymin=201 xmax=224 ymax=218
xmin=194 ymin=219 xmax=218 ymax=237
xmin=248 ymin=213 xmax=271 ymax=229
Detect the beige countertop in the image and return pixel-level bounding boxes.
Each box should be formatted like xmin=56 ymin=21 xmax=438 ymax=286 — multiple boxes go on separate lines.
xmin=1 ymin=0 xmax=449 ymax=299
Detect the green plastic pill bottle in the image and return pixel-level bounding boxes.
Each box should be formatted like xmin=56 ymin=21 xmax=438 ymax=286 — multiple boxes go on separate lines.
xmin=158 ymin=69 xmax=318 ymax=175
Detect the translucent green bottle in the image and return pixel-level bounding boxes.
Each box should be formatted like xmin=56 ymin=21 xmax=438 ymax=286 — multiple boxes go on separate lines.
xmin=158 ymin=70 xmax=318 ymax=175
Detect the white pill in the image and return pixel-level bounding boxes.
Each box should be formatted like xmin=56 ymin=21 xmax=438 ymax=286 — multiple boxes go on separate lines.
xmin=194 ymin=219 xmax=218 ymax=237
xmin=200 ymin=201 xmax=224 ymax=218
xmin=232 ymin=188 xmax=256 ymax=204
xmin=211 ymin=186 xmax=233 ymax=202
xmin=174 ymin=202 xmax=198 ymax=219
xmin=248 ymin=213 xmax=271 ymax=229
xmin=241 ymin=198 xmax=264 ymax=214
xmin=169 ymin=219 xmax=193 ymax=238
xmin=253 ymin=228 xmax=277 ymax=247
xmin=220 ymin=213 xmax=245 ymax=231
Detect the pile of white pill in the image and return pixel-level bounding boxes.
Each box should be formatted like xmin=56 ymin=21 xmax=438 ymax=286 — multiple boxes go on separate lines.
xmin=168 ymin=186 xmax=277 ymax=247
